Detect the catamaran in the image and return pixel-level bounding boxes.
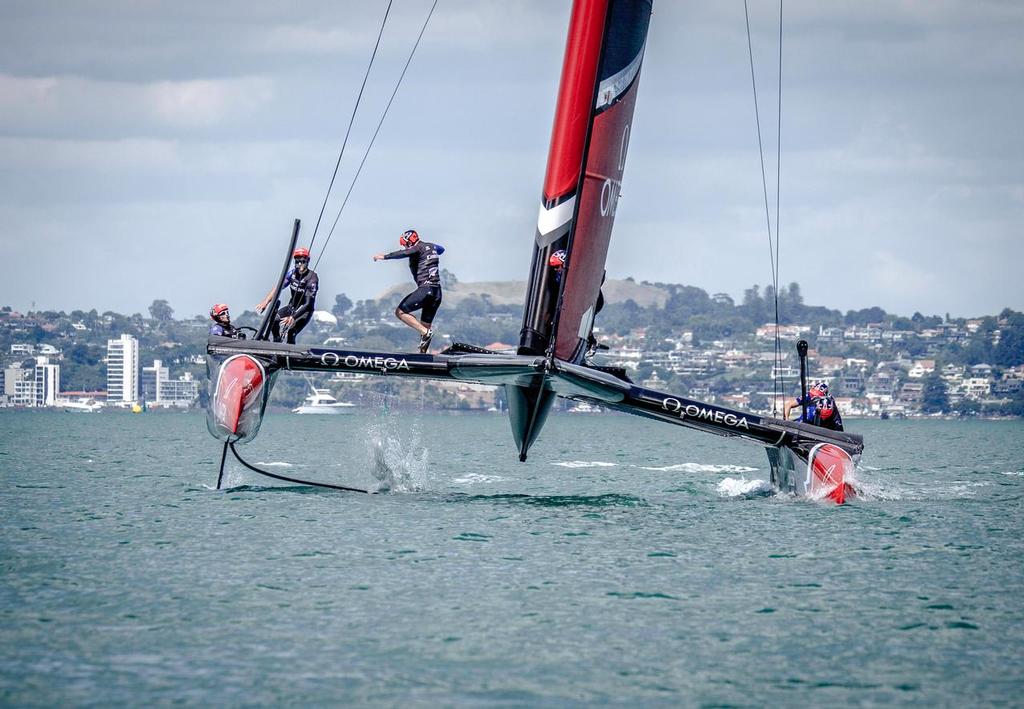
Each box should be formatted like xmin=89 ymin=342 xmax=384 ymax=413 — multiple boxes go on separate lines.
xmin=206 ymin=0 xmax=862 ymax=503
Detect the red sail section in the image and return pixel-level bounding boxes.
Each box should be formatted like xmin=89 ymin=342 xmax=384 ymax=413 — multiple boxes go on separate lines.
xmin=543 ymin=0 xmax=609 ymax=202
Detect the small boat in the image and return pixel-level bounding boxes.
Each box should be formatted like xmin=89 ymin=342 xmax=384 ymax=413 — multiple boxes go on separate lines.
xmin=61 ymin=397 xmax=102 ymax=413
xmin=292 ymin=387 xmax=355 ymax=415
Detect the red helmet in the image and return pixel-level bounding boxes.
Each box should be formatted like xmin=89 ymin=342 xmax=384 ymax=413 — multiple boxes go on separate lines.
xmin=210 ymin=303 xmax=230 ymax=320
xmin=548 ymin=249 xmax=567 ymax=269
xmin=399 ymin=229 xmax=419 ymax=247
xmin=293 ymin=247 xmax=310 ymax=260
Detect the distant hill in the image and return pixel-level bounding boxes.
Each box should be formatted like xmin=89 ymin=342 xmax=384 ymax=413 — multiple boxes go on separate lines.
xmin=375 ymin=279 xmax=669 ymax=308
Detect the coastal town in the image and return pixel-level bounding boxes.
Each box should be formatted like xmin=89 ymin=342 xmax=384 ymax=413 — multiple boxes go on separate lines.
xmin=2 ymin=278 xmax=1022 ymax=418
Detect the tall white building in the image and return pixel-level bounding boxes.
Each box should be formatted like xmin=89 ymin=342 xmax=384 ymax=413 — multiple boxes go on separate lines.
xmin=107 ymin=334 xmax=139 ymax=404
xmin=34 ymin=356 xmax=60 ymax=406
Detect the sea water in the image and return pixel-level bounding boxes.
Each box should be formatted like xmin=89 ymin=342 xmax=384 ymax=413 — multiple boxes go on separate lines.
xmin=1 ymin=409 xmax=1022 ymax=705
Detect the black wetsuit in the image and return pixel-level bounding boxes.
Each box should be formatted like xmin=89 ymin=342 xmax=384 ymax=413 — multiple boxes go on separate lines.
xmin=271 ymin=267 xmax=319 ymax=344
xmin=384 ymin=241 xmax=444 ymax=325
xmin=209 ymin=322 xmax=243 ymax=339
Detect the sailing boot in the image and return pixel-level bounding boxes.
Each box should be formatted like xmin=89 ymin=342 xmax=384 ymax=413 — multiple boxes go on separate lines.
xmin=418 ymin=328 xmax=434 ymax=354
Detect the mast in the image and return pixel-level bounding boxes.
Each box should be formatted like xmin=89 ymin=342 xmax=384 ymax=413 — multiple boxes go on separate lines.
xmin=518 ymin=0 xmax=653 ymax=362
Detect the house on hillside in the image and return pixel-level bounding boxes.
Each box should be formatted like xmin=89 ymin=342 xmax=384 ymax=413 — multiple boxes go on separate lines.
xmin=814 ymin=355 xmax=846 ymax=375
xmin=816 ymin=326 xmax=844 ymax=347
xmin=907 ymin=359 xmax=936 ymax=378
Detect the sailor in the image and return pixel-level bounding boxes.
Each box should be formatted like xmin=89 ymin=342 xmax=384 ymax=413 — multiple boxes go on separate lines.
xmin=255 ymin=247 xmax=319 ymax=344
xmin=548 ymin=249 xmax=605 ymax=357
xmin=208 ymin=304 xmax=243 ymax=338
xmin=784 ymin=380 xmax=844 ymax=431
xmin=373 ymin=229 xmax=445 ymax=353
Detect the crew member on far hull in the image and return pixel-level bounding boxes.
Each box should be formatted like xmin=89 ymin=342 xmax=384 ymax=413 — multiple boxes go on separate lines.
xmin=255 ymin=247 xmax=319 ymax=344
xmin=373 ymin=229 xmax=445 ymax=353
xmin=784 ymin=380 xmax=844 ymax=431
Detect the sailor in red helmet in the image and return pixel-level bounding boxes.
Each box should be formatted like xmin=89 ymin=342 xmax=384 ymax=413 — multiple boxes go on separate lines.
xmin=548 ymin=249 xmax=606 ymax=358
xmin=373 ymin=229 xmax=445 ymax=353
xmin=208 ymin=303 xmax=243 ymax=338
xmin=255 ymin=247 xmax=319 ymax=344
xmin=784 ymin=380 xmax=844 ymax=431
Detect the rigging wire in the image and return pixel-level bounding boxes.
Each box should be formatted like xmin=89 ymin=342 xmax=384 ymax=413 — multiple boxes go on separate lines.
xmin=314 ymin=0 xmax=439 ymax=270
xmin=743 ymin=0 xmax=784 ymax=414
xmin=774 ymin=1 xmax=784 ymax=412
xmin=308 ymin=1 xmax=394 ymax=254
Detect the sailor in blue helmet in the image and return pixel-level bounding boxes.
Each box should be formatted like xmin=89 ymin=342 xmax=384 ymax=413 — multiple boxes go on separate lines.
xmin=784 ymin=380 xmax=844 ymax=431
xmin=373 ymin=229 xmax=445 ymax=353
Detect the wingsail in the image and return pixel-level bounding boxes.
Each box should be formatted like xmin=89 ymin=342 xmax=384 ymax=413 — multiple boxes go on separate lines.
xmin=520 ymin=0 xmax=653 ymax=362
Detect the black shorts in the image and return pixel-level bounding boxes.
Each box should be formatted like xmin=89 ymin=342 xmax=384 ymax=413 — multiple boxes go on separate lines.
xmin=398 ymin=285 xmax=442 ymax=325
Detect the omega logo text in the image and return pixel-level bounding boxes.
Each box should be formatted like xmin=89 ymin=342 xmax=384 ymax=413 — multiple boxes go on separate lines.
xmin=661 ymin=397 xmax=749 ymax=430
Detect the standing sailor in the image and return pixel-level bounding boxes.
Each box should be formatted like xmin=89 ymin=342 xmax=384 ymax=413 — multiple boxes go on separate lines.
xmin=209 ymin=304 xmax=243 ymax=338
xmin=373 ymin=229 xmax=445 ymax=353
xmin=783 ymin=381 xmax=844 ymax=431
xmin=255 ymin=247 xmax=319 ymax=344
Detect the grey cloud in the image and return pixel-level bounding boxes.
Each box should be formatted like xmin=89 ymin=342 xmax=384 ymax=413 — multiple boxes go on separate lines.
xmin=0 ymin=1 xmax=1021 ymax=318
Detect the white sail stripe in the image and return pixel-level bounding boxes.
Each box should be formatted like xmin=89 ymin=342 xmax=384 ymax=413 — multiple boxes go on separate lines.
xmin=537 ymin=195 xmax=576 ymax=236
xmin=595 ymin=49 xmax=644 ymax=110
xmin=578 ymin=305 xmax=595 ymax=340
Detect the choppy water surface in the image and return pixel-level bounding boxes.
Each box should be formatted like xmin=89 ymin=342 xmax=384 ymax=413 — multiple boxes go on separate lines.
xmin=2 ymin=409 xmax=1023 ymax=705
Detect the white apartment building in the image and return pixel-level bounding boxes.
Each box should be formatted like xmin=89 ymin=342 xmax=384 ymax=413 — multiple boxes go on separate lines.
xmin=142 ymin=359 xmax=199 ymax=407
xmin=1 ymin=359 xmax=59 ymax=407
xmin=107 ymin=334 xmax=139 ymax=404
xmin=2 ymin=365 xmax=31 ymax=405
xmin=34 ymin=356 xmax=60 ymax=406
xmin=141 ymin=359 xmax=169 ymax=404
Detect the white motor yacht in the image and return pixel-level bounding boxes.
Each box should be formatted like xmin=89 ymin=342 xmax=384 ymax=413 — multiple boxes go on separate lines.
xmin=60 ymin=398 xmax=103 ymax=413
xmin=292 ymin=388 xmax=356 ymax=414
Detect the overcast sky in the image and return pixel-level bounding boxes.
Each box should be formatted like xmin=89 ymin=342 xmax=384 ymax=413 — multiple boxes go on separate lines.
xmin=1 ymin=1 xmax=1021 ymax=319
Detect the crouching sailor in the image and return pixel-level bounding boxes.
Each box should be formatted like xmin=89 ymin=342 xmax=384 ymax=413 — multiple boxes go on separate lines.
xmin=784 ymin=380 xmax=844 ymax=431
xmin=209 ymin=303 xmax=243 ymax=338
xmin=373 ymin=229 xmax=444 ymax=353
xmin=255 ymin=247 xmax=319 ymax=344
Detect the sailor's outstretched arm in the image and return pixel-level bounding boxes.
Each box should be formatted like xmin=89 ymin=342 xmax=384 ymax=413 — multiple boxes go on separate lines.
xmin=255 ymin=285 xmax=277 ymax=314
xmin=256 ymin=272 xmax=290 ymax=313
xmin=375 ymin=246 xmax=417 ymax=261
